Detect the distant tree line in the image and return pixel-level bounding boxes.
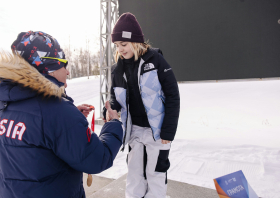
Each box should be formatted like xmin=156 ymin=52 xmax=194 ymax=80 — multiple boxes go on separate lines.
xmin=63 ymin=46 xmax=100 ymax=79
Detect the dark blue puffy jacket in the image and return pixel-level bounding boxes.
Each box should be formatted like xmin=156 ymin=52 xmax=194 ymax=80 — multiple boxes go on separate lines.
xmin=0 ymin=54 xmax=123 ymax=198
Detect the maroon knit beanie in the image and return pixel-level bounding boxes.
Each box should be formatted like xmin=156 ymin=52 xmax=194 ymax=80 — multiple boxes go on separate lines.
xmin=111 ymin=12 xmax=144 ymax=43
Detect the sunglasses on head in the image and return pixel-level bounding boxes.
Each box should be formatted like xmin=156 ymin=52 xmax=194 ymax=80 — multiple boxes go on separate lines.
xmin=41 ymin=57 xmax=68 ymax=66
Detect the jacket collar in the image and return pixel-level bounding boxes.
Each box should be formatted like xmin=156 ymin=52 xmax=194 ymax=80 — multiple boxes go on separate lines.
xmin=114 ymin=58 xmax=125 ymax=75
xmin=141 ymin=48 xmax=155 ymax=63
xmin=114 ymin=47 xmax=158 ymax=74
xmin=0 ymin=52 xmax=65 ymax=102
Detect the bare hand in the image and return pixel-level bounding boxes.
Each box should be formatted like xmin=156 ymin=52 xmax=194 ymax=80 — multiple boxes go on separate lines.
xmin=77 ymin=104 xmax=94 ymax=118
xmin=161 ymin=139 xmax=170 ymax=144
xmin=105 ymin=101 xmax=119 ymax=121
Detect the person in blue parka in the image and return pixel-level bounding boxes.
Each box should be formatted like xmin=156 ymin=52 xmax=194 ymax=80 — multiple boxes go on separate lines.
xmin=0 ymin=31 xmax=123 ymax=198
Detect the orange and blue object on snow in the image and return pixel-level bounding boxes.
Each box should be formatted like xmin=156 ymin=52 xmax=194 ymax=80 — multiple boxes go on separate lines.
xmin=213 ymin=170 xmax=258 ymax=198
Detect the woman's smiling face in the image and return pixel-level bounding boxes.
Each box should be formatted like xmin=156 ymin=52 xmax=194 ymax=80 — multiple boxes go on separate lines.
xmin=114 ymin=41 xmax=134 ymax=59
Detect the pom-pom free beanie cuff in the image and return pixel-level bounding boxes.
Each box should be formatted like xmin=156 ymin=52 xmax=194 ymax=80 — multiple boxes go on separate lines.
xmin=111 ymin=12 xmax=144 ymax=43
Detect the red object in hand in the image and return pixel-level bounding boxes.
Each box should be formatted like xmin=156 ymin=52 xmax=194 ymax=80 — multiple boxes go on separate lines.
xmin=90 ymin=106 xmax=95 ymax=132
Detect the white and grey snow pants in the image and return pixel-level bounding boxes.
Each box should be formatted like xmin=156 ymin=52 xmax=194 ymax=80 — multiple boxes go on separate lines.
xmin=126 ymin=125 xmax=171 ymax=198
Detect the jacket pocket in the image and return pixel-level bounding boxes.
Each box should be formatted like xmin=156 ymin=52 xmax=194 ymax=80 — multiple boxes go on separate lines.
xmin=155 ymin=150 xmax=170 ymax=172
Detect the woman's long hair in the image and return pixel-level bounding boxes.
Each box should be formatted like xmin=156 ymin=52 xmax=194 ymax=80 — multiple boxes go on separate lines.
xmin=114 ymin=42 xmax=151 ymax=62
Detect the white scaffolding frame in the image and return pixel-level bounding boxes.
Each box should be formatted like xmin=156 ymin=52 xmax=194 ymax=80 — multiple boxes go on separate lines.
xmin=99 ymin=0 xmax=119 ymax=117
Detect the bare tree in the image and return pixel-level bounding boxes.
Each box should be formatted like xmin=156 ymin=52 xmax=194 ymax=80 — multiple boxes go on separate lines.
xmin=62 ymin=35 xmax=100 ymax=79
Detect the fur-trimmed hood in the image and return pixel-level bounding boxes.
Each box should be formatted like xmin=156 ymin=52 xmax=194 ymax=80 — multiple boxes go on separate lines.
xmin=0 ymin=52 xmax=65 ymax=102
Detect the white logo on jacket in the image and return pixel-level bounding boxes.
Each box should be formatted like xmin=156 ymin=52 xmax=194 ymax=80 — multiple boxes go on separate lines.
xmin=164 ymin=68 xmax=172 ymax=72
xmin=0 ymin=118 xmax=26 ymax=141
xmin=144 ymin=63 xmax=155 ymax=71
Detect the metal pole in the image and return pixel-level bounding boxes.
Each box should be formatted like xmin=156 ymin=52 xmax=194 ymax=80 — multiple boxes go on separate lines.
xmin=107 ymin=0 xmax=112 ymax=100
xmin=99 ymin=0 xmax=119 ymax=118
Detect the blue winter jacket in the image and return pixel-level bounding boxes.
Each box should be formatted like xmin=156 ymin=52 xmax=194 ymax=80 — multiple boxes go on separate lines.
xmin=0 ymin=53 xmax=123 ymax=198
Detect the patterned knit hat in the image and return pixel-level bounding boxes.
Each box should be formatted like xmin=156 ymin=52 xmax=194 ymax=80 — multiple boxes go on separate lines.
xmin=111 ymin=13 xmax=144 ymax=43
xmin=11 ymin=31 xmax=67 ymax=74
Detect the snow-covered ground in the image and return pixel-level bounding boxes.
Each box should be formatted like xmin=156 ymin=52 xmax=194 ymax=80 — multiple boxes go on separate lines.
xmin=66 ymin=76 xmax=280 ymax=198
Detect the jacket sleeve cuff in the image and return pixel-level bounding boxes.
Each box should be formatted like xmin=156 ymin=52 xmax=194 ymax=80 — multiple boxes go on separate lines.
xmin=110 ymin=119 xmax=121 ymax=123
xmin=160 ymin=132 xmax=175 ymax=141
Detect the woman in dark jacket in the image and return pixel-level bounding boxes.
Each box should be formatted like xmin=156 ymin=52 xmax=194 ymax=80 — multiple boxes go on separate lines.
xmin=0 ymin=31 xmax=122 ymax=198
xmin=103 ymin=13 xmax=180 ymax=198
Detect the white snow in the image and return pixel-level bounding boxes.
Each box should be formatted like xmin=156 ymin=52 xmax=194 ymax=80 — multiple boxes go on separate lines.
xmin=66 ymin=76 xmax=280 ymax=198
